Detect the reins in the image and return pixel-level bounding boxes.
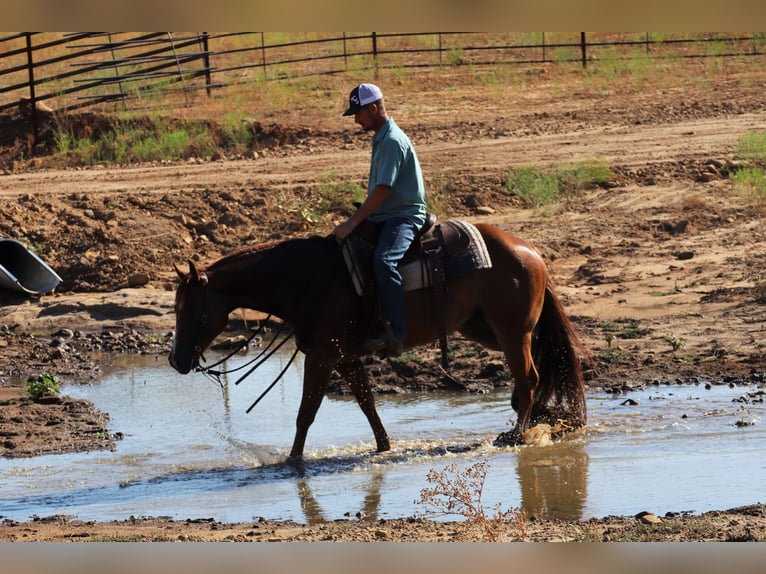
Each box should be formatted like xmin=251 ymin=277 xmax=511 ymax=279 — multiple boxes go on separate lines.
xmin=195 ymin=314 xmax=301 ymax=410
xmin=195 ymin=314 xmax=274 ymax=376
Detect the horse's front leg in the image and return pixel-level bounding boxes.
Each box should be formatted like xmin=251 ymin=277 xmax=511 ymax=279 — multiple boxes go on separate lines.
xmin=336 ymin=359 xmax=390 ymax=453
xmin=289 ymin=352 xmax=333 ymax=462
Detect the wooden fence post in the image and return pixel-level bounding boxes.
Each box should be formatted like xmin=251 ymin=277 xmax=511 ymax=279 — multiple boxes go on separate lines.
xmin=580 ymin=32 xmax=587 ymax=68
xmin=202 ymin=32 xmax=212 ymax=97
xmin=372 ymin=32 xmax=378 ymax=77
xmin=24 ymin=32 xmax=38 ymax=148
xmin=260 ymin=32 xmax=267 ymax=78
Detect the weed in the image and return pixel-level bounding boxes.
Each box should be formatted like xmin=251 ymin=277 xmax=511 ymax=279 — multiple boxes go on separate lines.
xmin=417 ymin=461 xmax=527 ymax=541
xmin=597 ymin=347 xmax=632 ymax=365
xmin=732 ymin=167 xmax=766 ymax=208
xmin=661 ymin=335 xmax=686 ymax=352
xmin=27 ymin=373 xmax=60 ymax=401
xmin=599 ymin=318 xmax=652 ymax=340
xmin=390 ymin=349 xmax=422 ymax=363
xmin=504 ymin=158 xmax=611 ymax=208
xmin=733 ymin=132 xmax=766 ymax=209
xmin=221 ymin=111 xmax=255 ymax=149
xmin=145 ymin=333 xmax=168 ymax=343
xmin=736 ymin=131 xmax=766 ymax=165
xmin=317 ymin=170 xmax=365 ymax=215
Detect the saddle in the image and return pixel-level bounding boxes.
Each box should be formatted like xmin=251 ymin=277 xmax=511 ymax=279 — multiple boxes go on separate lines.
xmin=340 ymin=215 xmax=492 ymax=367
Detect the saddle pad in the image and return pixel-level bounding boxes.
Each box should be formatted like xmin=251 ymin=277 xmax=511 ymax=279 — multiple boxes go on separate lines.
xmin=341 ymin=219 xmax=493 ymax=296
xmin=400 ymin=219 xmax=492 ymax=293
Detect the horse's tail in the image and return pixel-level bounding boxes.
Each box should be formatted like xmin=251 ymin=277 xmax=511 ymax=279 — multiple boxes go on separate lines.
xmin=532 ymin=277 xmax=590 ymax=427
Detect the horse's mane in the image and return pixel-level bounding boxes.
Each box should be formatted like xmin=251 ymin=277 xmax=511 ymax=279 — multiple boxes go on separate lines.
xmin=205 ymin=234 xmax=333 ymax=272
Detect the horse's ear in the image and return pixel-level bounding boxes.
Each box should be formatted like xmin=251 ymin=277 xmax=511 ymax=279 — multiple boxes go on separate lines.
xmin=174 ymin=263 xmax=186 ymax=280
xmin=188 ymin=260 xmax=208 ymax=286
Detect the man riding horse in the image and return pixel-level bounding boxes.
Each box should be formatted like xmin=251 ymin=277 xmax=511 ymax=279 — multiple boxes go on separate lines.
xmin=332 ymin=83 xmax=427 ymax=358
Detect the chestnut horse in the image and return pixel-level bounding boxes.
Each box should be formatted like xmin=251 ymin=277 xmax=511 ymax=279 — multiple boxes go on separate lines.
xmin=169 ymin=223 xmax=588 ymax=461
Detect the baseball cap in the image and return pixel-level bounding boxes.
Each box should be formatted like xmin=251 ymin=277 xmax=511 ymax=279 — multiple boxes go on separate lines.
xmin=343 ymin=83 xmax=383 ymax=116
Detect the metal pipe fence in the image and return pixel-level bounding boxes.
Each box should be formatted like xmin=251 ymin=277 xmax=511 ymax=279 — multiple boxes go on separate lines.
xmin=2 ymin=32 xmax=765 ymax=137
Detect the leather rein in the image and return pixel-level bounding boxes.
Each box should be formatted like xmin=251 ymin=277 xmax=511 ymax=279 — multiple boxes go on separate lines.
xmin=190 ymin=273 xmax=300 ymax=413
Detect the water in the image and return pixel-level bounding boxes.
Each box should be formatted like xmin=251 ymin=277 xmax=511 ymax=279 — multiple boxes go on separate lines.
xmin=1 ymin=348 xmax=764 ymax=523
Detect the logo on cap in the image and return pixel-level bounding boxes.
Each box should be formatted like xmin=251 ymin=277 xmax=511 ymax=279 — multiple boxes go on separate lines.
xmin=343 ymin=83 xmax=383 ymax=116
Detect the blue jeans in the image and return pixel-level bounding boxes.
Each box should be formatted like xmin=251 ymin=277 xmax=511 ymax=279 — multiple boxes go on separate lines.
xmin=372 ymin=217 xmax=418 ymax=341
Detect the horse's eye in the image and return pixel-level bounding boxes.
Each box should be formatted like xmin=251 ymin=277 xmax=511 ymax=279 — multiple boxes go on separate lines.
xmin=200 ymin=314 xmax=207 ymax=325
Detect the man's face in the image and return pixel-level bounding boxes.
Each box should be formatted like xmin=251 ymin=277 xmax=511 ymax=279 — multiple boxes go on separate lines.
xmin=354 ymin=104 xmax=375 ymax=131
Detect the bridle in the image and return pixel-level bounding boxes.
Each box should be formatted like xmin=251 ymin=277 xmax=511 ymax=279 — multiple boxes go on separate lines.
xmin=182 ymin=271 xmax=300 ymax=413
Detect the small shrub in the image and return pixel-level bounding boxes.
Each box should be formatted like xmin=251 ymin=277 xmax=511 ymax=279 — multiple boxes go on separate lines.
xmin=417 ymin=461 xmax=527 ymax=541
xmin=662 ymin=335 xmax=686 ymax=352
xmin=27 ymin=374 xmax=60 ymax=401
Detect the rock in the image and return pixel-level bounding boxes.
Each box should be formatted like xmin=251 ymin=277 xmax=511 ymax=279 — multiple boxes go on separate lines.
xmin=635 ymin=511 xmax=662 ymax=525
xmin=127 ymin=272 xmax=151 ymax=287
xmin=210 ymin=335 xmax=249 ymax=350
xmin=475 ymin=206 xmax=496 ymax=215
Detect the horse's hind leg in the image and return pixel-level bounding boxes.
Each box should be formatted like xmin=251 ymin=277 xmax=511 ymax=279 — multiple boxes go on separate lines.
xmin=496 ymin=330 xmax=540 ymax=445
xmin=336 ymin=359 xmax=391 ymax=452
xmin=458 ymin=313 xmax=539 ymax=442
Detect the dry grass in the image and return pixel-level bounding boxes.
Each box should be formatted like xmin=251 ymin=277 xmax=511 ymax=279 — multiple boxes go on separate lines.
xmin=417 ymin=461 xmax=528 ymax=541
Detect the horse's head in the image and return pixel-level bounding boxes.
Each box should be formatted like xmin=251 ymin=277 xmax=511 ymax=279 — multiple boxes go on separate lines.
xmin=169 ymin=260 xmax=230 ymax=374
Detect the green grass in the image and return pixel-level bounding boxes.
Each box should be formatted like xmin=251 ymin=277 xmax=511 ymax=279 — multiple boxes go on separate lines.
xmin=596 ymin=347 xmax=632 ymax=365
xmin=599 ymin=318 xmax=652 ymax=340
xmin=27 ymin=373 xmax=60 ymax=401
xmin=733 ymin=132 xmax=766 ymax=208
xmin=733 ymin=167 xmax=766 ymax=205
xmin=55 ymin=117 xmax=218 ymax=164
xmin=504 ymin=158 xmax=612 ymax=208
xmin=736 ymin=131 xmax=766 ymax=164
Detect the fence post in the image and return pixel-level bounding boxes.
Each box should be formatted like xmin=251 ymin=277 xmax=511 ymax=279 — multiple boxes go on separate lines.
xmin=343 ymin=32 xmax=348 ymax=68
xmin=202 ymin=32 xmax=212 ymax=97
xmin=107 ymin=33 xmax=128 ymax=109
xmin=24 ymin=32 xmax=39 ymax=149
xmin=580 ymin=32 xmax=587 ymax=68
xmin=372 ymin=32 xmax=378 ymax=75
xmin=260 ymin=32 xmax=267 ymax=78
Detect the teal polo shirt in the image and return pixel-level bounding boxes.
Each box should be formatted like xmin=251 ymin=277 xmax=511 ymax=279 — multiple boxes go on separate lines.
xmin=368 ymin=118 xmax=426 ymax=229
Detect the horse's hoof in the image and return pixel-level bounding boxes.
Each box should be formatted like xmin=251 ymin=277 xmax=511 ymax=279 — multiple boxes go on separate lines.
xmin=376 ymin=440 xmax=391 ymax=453
xmin=493 ymin=430 xmax=523 ymax=447
xmin=285 ymin=454 xmax=305 ymax=469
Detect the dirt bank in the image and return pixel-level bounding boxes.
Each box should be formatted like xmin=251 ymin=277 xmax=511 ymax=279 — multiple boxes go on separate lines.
xmin=0 ymin=62 xmax=764 ymax=541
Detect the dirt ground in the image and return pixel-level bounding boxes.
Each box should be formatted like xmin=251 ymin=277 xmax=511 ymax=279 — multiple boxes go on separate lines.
xmin=0 ymin=61 xmax=764 ymax=541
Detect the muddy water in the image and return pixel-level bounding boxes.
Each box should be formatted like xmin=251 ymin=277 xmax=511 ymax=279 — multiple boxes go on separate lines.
xmin=0 ymin=348 xmax=763 ymax=524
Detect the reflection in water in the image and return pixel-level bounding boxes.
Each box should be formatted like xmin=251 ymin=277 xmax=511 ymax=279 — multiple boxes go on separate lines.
xmin=516 ymin=439 xmax=589 ymax=521
xmin=297 ymin=471 xmax=384 ymax=524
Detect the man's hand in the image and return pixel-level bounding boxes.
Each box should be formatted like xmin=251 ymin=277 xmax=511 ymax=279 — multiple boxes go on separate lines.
xmin=333 ymin=219 xmax=356 ymax=242
xmin=332 ymin=184 xmax=391 ymax=243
